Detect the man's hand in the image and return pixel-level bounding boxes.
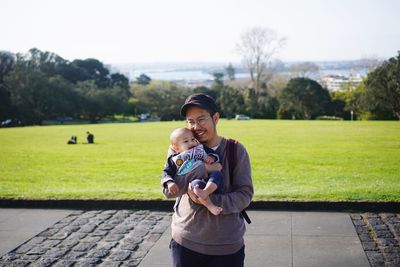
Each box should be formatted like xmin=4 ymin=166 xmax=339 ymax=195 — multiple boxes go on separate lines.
xmin=204 ymin=162 xmax=222 ymax=173
xmin=187 ymin=184 xmax=202 ymax=205
xmin=167 ymin=182 xmax=179 ymax=195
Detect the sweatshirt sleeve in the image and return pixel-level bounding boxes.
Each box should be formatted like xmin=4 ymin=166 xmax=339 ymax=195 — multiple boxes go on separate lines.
xmin=161 ymin=147 xmax=176 ymax=196
xmin=209 ymin=142 xmax=253 ymax=214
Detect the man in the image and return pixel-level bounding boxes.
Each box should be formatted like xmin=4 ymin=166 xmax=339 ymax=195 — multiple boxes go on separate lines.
xmin=161 ymin=93 xmax=253 ymax=267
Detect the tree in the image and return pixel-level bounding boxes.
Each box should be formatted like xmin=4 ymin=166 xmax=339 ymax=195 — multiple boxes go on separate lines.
xmin=130 ymin=81 xmax=190 ymax=120
xmin=364 ymin=52 xmax=400 ymax=120
xmin=289 ymin=62 xmax=319 ymax=79
xmin=211 ymin=72 xmax=224 ymax=88
xmin=5 ymin=65 xmax=77 ymax=125
xmin=278 ymin=78 xmax=331 ymax=119
xmin=225 ymin=63 xmax=235 ymax=80
xmin=218 ymin=86 xmax=245 ymax=118
xmin=1 ymin=48 xmax=132 ymax=125
xmin=330 ymin=81 xmax=369 ymax=120
xmin=110 ymin=73 xmax=129 ymax=90
xmin=22 ymin=48 xmax=69 ymax=77
xmin=43 ymin=76 xmax=79 ymax=119
xmin=2 ymin=49 xmax=81 ymax=124
xmin=71 ymin=58 xmax=111 ymax=88
xmin=193 ymin=86 xmax=219 ymax=102
xmin=136 ymin=73 xmax=152 ymax=85
xmin=244 ymin=86 xmax=278 ymax=119
xmin=0 ymin=51 xmax=15 ymax=83
xmin=0 ymin=51 xmax=15 ymax=121
xmin=236 ymin=26 xmax=286 ymax=93
xmin=75 ymin=80 xmax=129 ymax=122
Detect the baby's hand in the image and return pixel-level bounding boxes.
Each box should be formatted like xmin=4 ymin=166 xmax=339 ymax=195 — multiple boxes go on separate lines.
xmin=203 ymin=155 xmax=216 ymax=164
xmin=167 ymin=182 xmax=179 ymax=195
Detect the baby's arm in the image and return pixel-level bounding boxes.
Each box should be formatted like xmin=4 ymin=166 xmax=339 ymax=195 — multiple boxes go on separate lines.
xmin=203 ymin=155 xmax=216 ymax=164
xmin=202 ymin=145 xmax=220 ymax=164
xmin=162 ymin=147 xmax=180 ymax=198
xmin=167 ymin=181 xmax=179 ymax=195
xmin=203 ymin=150 xmax=220 ymax=164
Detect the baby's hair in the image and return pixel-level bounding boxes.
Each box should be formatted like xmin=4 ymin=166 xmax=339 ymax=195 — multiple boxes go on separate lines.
xmin=169 ymin=127 xmax=193 ymax=145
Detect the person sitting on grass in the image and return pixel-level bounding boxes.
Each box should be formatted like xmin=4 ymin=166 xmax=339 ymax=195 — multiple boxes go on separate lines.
xmin=67 ymin=135 xmax=77 ymax=144
xmin=86 ymin=131 xmax=94 ymax=144
xmin=163 ymin=127 xmax=223 ymax=216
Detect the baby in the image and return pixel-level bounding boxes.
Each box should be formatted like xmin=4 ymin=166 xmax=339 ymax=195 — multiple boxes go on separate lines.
xmin=164 ymin=127 xmax=223 ymax=215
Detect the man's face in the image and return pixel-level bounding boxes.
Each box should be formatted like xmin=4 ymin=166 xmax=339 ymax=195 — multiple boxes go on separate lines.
xmin=186 ymin=106 xmax=218 ymax=145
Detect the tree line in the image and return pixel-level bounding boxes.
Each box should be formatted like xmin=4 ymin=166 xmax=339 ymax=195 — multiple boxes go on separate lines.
xmin=1 ymin=46 xmax=399 ymax=126
xmin=0 ymin=48 xmax=131 ymax=125
xmin=151 ymin=50 xmax=399 ymax=121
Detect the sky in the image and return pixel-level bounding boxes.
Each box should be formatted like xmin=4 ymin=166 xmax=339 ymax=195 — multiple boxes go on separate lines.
xmin=1 ymin=0 xmax=399 ymax=64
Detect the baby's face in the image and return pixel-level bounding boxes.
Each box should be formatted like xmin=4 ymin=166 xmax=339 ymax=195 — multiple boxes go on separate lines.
xmin=174 ymin=131 xmax=199 ymax=152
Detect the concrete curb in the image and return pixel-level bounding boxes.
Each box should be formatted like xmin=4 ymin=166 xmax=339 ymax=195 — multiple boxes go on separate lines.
xmin=249 ymin=201 xmax=400 ymax=212
xmin=0 ymin=199 xmax=399 ymax=212
xmin=0 ymin=199 xmax=174 ymax=211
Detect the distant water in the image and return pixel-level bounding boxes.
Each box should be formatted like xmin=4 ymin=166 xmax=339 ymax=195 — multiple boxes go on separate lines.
xmin=131 ymin=70 xmax=250 ymax=81
xmin=130 ymin=69 xmax=367 ymax=81
xmin=113 ymin=61 xmax=371 ymax=82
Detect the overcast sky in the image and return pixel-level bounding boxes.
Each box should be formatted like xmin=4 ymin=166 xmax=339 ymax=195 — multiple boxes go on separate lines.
xmin=1 ymin=0 xmax=399 ymax=64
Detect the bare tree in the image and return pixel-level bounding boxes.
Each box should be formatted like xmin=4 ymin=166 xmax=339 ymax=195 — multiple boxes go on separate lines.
xmin=289 ymin=62 xmax=320 ymax=79
xmin=236 ymin=26 xmax=286 ymax=92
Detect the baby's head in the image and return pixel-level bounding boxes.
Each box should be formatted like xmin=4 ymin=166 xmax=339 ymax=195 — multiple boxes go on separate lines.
xmin=170 ymin=127 xmax=199 ymax=152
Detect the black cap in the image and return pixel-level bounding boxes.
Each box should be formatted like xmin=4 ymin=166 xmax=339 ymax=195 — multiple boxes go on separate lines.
xmin=180 ymin=93 xmax=218 ymax=117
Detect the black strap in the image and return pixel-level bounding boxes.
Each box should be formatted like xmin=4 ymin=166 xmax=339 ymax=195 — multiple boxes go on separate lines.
xmin=226 ymin=139 xmax=251 ymax=224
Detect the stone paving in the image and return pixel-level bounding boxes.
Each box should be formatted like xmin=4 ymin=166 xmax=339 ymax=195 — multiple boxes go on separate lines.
xmin=1 ymin=210 xmax=399 ymax=267
xmin=0 ymin=210 xmax=171 ymax=267
xmin=351 ymin=213 xmax=400 ymax=267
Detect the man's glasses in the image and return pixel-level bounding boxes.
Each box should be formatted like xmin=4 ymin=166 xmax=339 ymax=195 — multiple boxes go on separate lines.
xmin=186 ymin=116 xmax=211 ymax=128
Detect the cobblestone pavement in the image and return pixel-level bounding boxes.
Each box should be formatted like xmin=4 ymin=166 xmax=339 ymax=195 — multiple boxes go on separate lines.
xmin=2 ymin=210 xmax=399 ymax=267
xmin=0 ymin=210 xmax=171 ymax=267
xmin=351 ymin=213 xmax=400 ymax=267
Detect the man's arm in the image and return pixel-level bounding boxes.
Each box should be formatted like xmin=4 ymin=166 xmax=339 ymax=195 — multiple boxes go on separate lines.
xmin=209 ymin=142 xmax=253 ymax=214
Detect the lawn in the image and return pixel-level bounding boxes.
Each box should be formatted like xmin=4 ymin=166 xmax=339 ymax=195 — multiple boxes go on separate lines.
xmin=0 ymin=120 xmax=399 ymax=201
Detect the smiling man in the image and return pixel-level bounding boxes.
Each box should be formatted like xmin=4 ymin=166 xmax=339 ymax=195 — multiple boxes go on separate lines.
xmin=161 ymin=93 xmax=254 ymax=267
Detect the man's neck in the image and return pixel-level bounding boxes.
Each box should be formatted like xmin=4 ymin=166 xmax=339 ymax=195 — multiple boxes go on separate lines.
xmin=205 ymin=136 xmax=222 ymax=148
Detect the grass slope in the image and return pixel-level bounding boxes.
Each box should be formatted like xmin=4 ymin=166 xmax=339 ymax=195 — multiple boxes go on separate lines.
xmin=0 ymin=120 xmax=399 ymax=201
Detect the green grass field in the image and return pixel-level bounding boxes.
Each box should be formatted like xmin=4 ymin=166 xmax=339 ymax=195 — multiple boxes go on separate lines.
xmin=0 ymin=120 xmax=399 ymax=201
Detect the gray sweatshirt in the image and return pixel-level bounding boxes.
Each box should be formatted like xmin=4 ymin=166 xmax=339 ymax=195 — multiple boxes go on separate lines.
xmin=161 ymin=137 xmax=253 ymax=255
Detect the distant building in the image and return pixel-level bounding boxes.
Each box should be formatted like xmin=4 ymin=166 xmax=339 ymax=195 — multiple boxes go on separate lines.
xmin=172 ymin=79 xmax=213 ymax=88
xmin=320 ymin=73 xmax=363 ymax=91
